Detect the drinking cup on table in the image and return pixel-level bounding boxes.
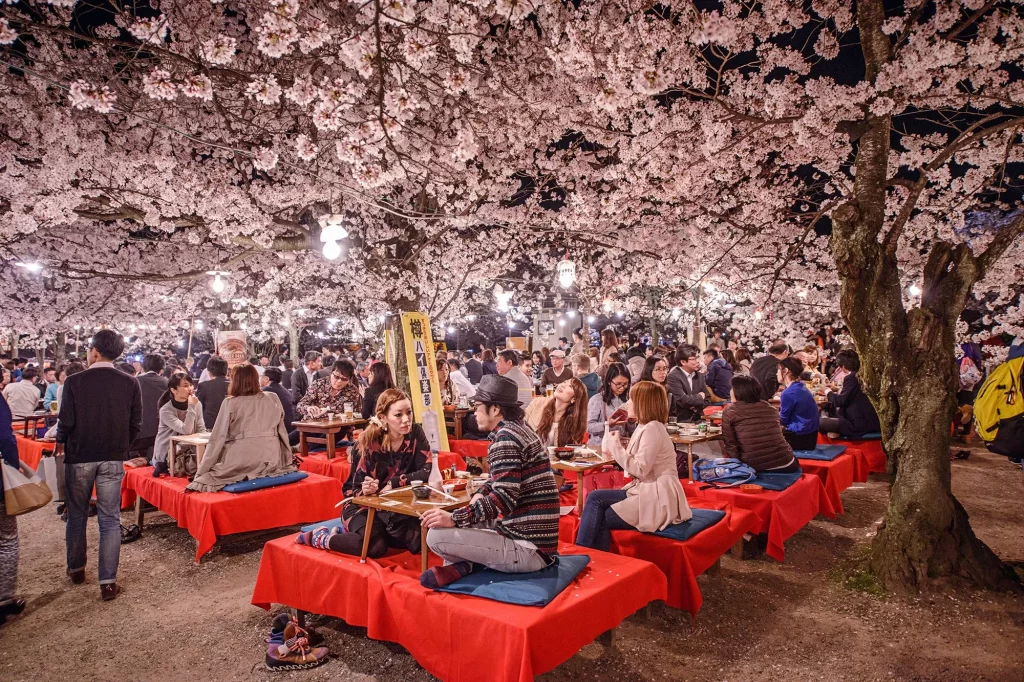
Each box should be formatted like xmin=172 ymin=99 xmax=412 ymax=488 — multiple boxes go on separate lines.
xmin=545 ymin=385 xmax=554 ymax=398
xmin=343 ymin=402 xmax=354 ymax=420
xmin=326 ymin=412 xmax=336 ymax=421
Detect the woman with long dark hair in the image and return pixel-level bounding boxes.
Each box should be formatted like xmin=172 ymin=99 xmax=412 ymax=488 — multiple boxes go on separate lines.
xmin=361 ymin=362 xmax=396 ymax=419
xmin=525 ymin=377 xmax=588 ymax=446
xmin=599 ymin=328 xmax=620 ymax=370
xmin=152 ymin=374 xmax=205 ymax=477
xmin=587 ymin=363 xmax=631 ymax=447
xmin=300 ymin=389 xmax=432 ymax=558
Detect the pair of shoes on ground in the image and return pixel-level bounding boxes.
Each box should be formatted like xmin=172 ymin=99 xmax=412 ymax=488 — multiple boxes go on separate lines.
xmin=67 ymin=569 xmax=122 ymax=601
xmin=265 ymin=613 xmax=329 ymax=671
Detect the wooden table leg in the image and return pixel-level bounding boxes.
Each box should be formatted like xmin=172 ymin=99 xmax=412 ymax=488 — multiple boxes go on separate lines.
xmin=359 ymin=508 xmax=376 ymax=564
xmin=421 ymin=528 xmax=429 ymax=573
xmin=577 ymin=473 xmax=585 ymax=514
xmin=299 ymin=431 xmax=309 ymax=457
xmin=596 ymin=629 xmax=615 ymax=647
xmin=454 ymin=414 xmax=463 ymax=440
xmin=134 ymin=495 xmax=146 ymax=527
xmin=687 ymin=445 xmax=694 ymax=484
xmin=196 ymin=443 xmax=206 ymax=466
xmin=326 ymin=432 xmax=336 ymax=460
xmin=168 ymin=439 xmax=176 ymax=478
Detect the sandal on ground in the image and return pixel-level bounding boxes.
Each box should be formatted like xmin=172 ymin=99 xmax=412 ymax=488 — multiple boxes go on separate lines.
xmin=121 ymin=524 xmax=142 ymax=543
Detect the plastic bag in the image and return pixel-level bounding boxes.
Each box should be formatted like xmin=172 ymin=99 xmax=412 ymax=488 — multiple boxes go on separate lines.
xmin=2 ymin=461 xmax=53 ymax=515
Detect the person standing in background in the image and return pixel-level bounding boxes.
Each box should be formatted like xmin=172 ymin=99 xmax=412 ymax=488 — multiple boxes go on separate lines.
xmin=0 ymin=392 xmax=25 ymax=623
xmin=55 ymin=330 xmax=142 ymax=602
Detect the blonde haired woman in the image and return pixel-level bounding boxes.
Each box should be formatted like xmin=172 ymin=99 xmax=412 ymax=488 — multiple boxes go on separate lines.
xmin=575 ymin=381 xmax=692 ymax=550
xmin=298 ymin=388 xmax=432 ymax=557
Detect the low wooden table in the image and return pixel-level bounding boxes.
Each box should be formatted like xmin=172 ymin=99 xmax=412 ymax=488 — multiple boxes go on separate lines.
xmin=670 ymin=433 xmax=723 ymax=484
xmin=292 ymin=417 xmax=368 ymax=459
xmin=350 ymin=486 xmax=471 ymax=571
xmin=169 ymin=432 xmax=211 ymax=475
xmin=550 ymin=455 xmax=616 ymax=513
xmin=16 ymin=411 xmax=53 ymax=438
xmin=443 ymin=406 xmax=470 ymax=440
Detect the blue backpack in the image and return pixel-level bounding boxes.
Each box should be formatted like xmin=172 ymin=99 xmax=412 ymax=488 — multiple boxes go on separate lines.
xmin=692 ymin=458 xmax=757 ymax=487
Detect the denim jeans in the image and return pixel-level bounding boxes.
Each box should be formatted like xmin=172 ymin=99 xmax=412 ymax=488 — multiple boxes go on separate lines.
xmin=65 ymin=461 xmax=125 ymax=585
xmin=575 ymin=489 xmax=635 ymax=551
xmin=426 ymin=524 xmax=549 ymax=573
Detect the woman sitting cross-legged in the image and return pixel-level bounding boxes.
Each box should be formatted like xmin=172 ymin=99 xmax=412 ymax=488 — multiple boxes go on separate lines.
xmin=298 ymin=389 xmax=432 ymax=558
xmin=575 ymin=381 xmax=692 ymax=551
xmin=152 ymin=374 xmax=206 ymax=477
xmin=185 ymin=364 xmax=297 ymax=492
xmin=721 ymin=375 xmax=800 ymax=473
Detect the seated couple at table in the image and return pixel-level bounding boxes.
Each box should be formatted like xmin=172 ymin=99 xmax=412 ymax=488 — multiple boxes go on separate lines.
xmin=182 ymin=364 xmax=297 ymax=492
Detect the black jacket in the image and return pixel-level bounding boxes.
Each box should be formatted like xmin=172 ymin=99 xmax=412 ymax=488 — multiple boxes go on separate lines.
xmin=826 ymin=373 xmax=880 ymax=437
xmin=361 ymin=382 xmax=388 ymax=419
xmin=482 ymin=360 xmax=498 ymax=376
xmin=56 ymin=366 xmax=142 ymax=464
xmin=137 ymin=372 xmax=169 ymax=440
xmin=291 ymin=367 xmax=312 ymax=406
xmin=263 ymin=382 xmax=296 ymax=432
xmin=281 ymin=368 xmax=294 ymax=392
xmin=749 ymin=355 xmax=781 ymax=400
xmin=196 ymin=376 xmax=230 ymax=428
xmin=464 ymin=358 xmax=483 ymax=384
xmin=665 ymin=366 xmax=708 ymax=422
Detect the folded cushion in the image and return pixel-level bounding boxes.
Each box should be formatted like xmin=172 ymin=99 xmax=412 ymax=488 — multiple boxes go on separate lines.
xmin=794 ymin=445 xmax=847 ymax=461
xmin=300 ymin=518 xmax=344 ymax=533
xmin=435 ymin=554 xmax=590 ymax=607
xmin=221 ymin=471 xmax=308 ymax=493
xmin=706 ymin=469 xmax=803 ymax=491
xmin=652 ymin=508 xmax=726 ymax=541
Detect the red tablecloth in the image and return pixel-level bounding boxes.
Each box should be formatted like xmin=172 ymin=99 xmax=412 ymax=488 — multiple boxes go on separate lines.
xmin=818 ymin=433 xmax=886 ymax=482
xmin=123 ymin=468 xmax=342 ymax=562
xmin=609 ymin=500 xmax=757 ymax=616
xmin=449 ymin=439 xmax=489 ymax=463
xmin=297 ymin=453 xmax=352 ymax=483
xmin=252 ymin=537 xmax=666 ymax=682
xmin=14 ymin=435 xmax=53 ymax=471
xmin=798 ymin=454 xmax=855 ymax=515
xmin=682 ymin=474 xmax=835 ymax=562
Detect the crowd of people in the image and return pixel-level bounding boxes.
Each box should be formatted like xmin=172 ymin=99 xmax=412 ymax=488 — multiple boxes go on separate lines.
xmin=3 ymin=321 xmax=1012 ymax=621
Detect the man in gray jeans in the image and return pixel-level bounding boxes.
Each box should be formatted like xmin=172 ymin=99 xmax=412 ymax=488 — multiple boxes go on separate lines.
xmin=55 ymin=330 xmax=142 ymax=601
xmin=420 ymin=375 xmax=559 ymax=588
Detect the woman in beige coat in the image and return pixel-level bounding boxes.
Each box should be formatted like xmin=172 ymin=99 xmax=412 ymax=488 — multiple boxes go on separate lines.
xmin=186 ymin=364 xmax=296 ymax=493
xmin=574 ymin=381 xmax=691 ymax=550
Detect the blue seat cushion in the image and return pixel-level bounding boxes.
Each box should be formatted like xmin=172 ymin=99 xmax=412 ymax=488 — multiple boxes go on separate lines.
xmin=795 ymin=445 xmax=847 ymax=461
xmin=221 ymin=471 xmax=307 ymax=493
xmin=435 ymin=554 xmax=590 ymax=607
xmin=709 ymin=469 xmax=803 ymax=491
xmin=300 ymin=518 xmax=344 ymax=533
xmin=652 ymin=508 xmax=726 ymax=541
xmin=847 ymin=432 xmax=881 ymax=440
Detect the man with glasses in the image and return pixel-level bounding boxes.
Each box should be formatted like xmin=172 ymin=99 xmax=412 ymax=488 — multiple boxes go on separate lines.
xmin=296 ymin=359 xmax=362 ymax=419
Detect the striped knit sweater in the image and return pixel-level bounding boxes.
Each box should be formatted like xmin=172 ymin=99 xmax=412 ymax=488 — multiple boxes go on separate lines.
xmin=450 ymin=418 xmax=560 ymax=554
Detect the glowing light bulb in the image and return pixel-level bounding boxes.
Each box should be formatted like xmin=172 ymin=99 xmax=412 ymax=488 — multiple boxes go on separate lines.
xmin=322 ymin=239 xmax=342 ymax=260
xmin=909 ymin=284 xmax=921 ymax=296
xmin=211 ymin=273 xmax=225 ymax=293
xmin=587 ymin=315 xmax=595 ymax=324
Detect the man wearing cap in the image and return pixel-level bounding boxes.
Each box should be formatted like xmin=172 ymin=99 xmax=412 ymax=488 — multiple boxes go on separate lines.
xmin=540 ymin=349 xmax=573 ymax=386
xmin=419 ymin=375 xmax=559 ymax=588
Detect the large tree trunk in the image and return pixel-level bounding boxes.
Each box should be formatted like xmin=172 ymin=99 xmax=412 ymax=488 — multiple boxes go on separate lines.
xmin=828 ymin=0 xmax=1019 ymax=594
xmin=52 ymin=332 xmax=67 ymax=367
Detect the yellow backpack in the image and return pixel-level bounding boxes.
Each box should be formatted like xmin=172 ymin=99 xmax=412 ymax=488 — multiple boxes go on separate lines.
xmin=973 ymin=357 xmax=1024 ymax=458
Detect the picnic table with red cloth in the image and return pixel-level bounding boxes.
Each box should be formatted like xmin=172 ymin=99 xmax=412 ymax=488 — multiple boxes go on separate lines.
xmin=251 ymin=537 xmax=666 ymax=682
xmin=682 ymin=473 xmax=835 ymax=562
xmin=818 ymin=433 xmax=886 ymax=482
xmin=297 ymin=453 xmax=352 ymax=483
xmin=798 ymin=453 xmax=856 ymax=515
xmin=14 ymin=434 xmax=53 ymax=471
xmin=557 ymin=499 xmax=756 ymax=616
xmin=448 ymin=438 xmax=490 ymax=464
xmin=122 ymin=467 xmax=342 ymax=562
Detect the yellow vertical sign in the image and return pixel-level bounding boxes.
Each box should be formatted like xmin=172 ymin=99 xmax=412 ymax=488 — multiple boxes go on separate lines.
xmin=400 ymin=312 xmax=449 ymax=452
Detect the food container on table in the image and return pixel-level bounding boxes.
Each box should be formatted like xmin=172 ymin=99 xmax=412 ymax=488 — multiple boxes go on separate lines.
xmin=411 ymin=481 xmax=431 ymax=499
xmin=442 ymin=480 xmax=468 ymax=495
xmin=739 ymin=484 xmax=764 ymax=494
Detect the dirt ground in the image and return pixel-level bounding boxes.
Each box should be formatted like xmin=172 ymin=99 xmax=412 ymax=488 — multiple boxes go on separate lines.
xmin=1 ymin=446 xmax=1022 ymax=682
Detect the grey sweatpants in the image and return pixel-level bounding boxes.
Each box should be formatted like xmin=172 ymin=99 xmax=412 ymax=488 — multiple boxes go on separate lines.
xmin=426 ymin=524 xmax=549 ymax=574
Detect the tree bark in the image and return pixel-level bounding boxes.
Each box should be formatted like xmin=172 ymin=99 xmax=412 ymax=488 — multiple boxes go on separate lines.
xmin=828 ymin=0 xmax=1019 ymax=593
xmin=52 ymin=332 xmax=67 ymax=368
